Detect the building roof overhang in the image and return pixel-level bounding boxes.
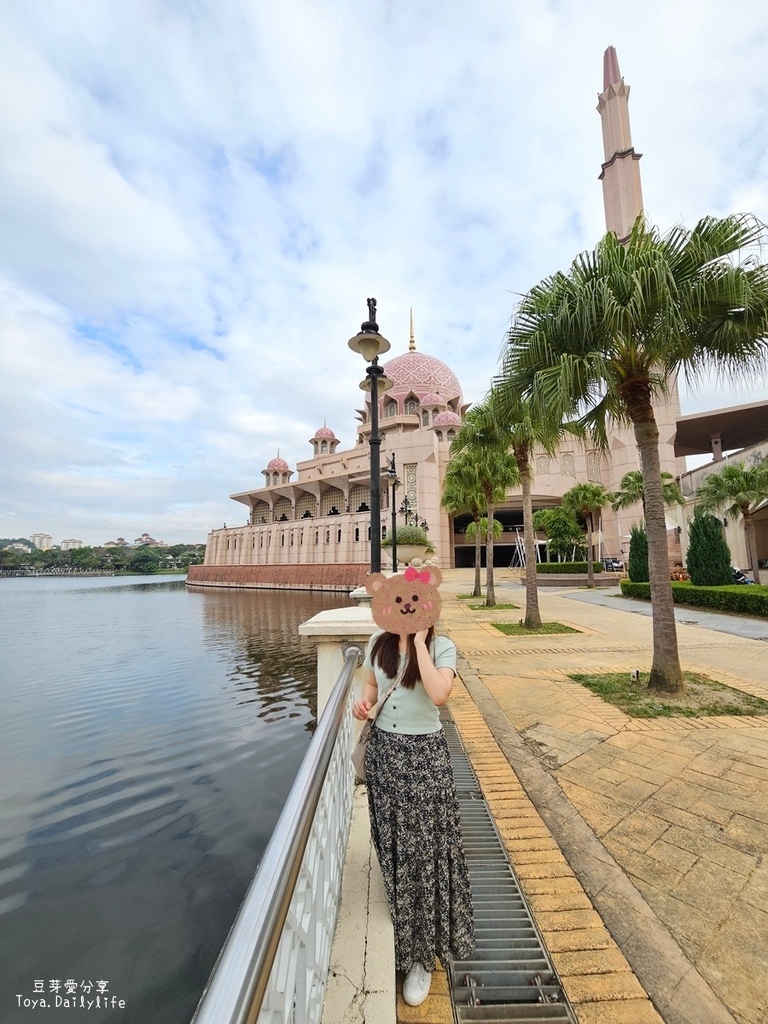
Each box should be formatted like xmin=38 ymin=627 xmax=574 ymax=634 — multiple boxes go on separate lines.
xmin=674 ymin=400 xmax=768 ymax=457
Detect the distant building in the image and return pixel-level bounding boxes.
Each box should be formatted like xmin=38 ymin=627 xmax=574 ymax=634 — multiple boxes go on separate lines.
xmin=60 ymin=539 xmax=85 ymax=551
xmin=7 ymin=542 xmax=33 ymax=554
xmin=104 ymin=537 xmax=129 ymax=547
xmin=30 ymin=533 xmax=53 ymax=550
xmin=133 ymin=533 xmax=168 ymax=548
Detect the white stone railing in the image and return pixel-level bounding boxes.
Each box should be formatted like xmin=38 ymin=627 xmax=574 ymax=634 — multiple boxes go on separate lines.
xmin=191 ymin=642 xmax=365 ymax=1024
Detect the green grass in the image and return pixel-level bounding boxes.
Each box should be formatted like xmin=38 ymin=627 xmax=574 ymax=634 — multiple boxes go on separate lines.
xmin=492 ymin=621 xmax=580 ymax=636
xmin=568 ymin=671 xmax=768 ymax=719
xmin=468 ymin=602 xmax=519 ymax=610
xmin=456 ymin=593 xmax=480 ymax=599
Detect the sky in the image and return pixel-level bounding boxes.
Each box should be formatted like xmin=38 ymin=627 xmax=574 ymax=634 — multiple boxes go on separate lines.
xmin=1 ymin=0 xmax=767 ymax=547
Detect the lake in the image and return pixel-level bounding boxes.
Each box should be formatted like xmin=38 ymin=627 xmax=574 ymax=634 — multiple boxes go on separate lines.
xmin=0 ymin=574 xmax=353 ymax=1024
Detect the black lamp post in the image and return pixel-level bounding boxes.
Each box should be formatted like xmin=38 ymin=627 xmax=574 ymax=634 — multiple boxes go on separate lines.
xmin=399 ymin=496 xmax=412 ymax=525
xmin=386 ymin=452 xmax=399 ymax=572
xmin=348 ymin=298 xmax=392 ymax=573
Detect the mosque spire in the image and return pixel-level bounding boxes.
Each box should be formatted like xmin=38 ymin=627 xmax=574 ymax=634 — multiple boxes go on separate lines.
xmin=409 ymin=307 xmax=416 ymax=352
xmin=597 ymin=45 xmax=643 ymax=242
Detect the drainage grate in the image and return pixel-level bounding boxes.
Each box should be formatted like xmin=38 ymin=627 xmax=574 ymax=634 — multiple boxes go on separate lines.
xmin=441 ymin=711 xmax=577 ymax=1024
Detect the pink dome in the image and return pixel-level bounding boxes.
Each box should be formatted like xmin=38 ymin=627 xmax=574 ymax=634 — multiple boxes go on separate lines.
xmin=266 ymin=456 xmax=290 ymax=472
xmin=313 ymin=425 xmax=336 ymax=439
xmin=381 ymin=351 xmax=462 ymax=404
xmin=432 ymin=410 xmax=462 ymax=427
xmin=420 ymin=392 xmax=446 ymax=407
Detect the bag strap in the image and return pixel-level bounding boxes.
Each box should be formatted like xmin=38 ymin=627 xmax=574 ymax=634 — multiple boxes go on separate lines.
xmin=370 ymin=663 xmax=405 ymax=724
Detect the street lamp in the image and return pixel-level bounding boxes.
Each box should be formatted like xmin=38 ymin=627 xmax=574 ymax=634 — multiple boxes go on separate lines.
xmin=399 ymin=496 xmax=412 ymax=525
xmin=349 ymin=298 xmax=392 ymax=573
xmin=386 ymin=452 xmax=399 ymax=572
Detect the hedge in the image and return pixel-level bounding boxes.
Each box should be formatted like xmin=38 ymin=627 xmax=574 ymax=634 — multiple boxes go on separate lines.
xmin=620 ymin=580 xmax=768 ymax=617
xmin=536 ymin=561 xmax=603 ymax=574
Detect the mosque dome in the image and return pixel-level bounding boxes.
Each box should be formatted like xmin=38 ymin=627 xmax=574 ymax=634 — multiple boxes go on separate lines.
xmin=266 ymin=455 xmax=290 ymax=472
xmin=420 ymin=392 xmax=446 ymax=407
xmin=313 ymin=425 xmax=336 ymax=439
xmin=381 ymin=351 xmax=463 ymax=404
xmin=432 ymin=410 xmax=463 ymax=428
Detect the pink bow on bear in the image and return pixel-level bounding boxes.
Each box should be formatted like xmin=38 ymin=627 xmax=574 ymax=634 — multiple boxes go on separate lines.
xmin=404 ymin=566 xmax=431 ymax=583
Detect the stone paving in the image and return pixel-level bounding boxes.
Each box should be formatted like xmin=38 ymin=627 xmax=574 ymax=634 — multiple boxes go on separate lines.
xmin=431 ymin=570 xmax=768 ymax=1024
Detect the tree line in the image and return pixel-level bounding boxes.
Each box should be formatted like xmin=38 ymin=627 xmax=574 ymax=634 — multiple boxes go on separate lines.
xmin=0 ymin=542 xmax=205 ymax=574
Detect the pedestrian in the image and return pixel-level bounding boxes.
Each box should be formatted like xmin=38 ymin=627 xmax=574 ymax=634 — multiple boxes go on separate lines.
xmin=353 ymin=567 xmax=475 ymax=1006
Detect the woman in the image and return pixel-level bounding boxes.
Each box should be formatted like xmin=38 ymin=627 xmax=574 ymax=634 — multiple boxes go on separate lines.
xmin=352 ymin=620 xmax=475 ymax=1006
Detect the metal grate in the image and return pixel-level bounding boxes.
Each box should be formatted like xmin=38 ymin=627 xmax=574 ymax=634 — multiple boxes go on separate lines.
xmin=441 ymin=712 xmax=577 ymax=1024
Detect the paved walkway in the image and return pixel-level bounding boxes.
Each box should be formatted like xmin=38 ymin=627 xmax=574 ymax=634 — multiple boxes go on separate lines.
xmin=434 ymin=570 xmax=768 ymax=1024
xmin=562 ymin=586 xmax=768 ymax=642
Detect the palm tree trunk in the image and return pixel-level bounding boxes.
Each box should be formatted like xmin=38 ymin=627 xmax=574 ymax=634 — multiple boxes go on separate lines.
xmin=628 ymin=389 xmax=684 ymax=695
xmin=520 ymin=458 xmax=542 ymax=628
xmin=586 ymin=514 xmax=595 ymax=588
xmin=473 ymin=514 xmax=482 ymax=597
xmin=743 ymin=510 xmax=762 ymax=584
xmin=486 ymin=498 xmax=496 ymax=607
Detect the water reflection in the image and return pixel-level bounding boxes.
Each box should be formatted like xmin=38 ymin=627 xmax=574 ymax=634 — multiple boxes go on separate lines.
xmin=0 ymin=576 xmax=353 ymax=1024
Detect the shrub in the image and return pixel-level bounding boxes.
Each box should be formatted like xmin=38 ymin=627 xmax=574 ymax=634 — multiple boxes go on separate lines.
xmin=620 ymin=580 xmax=768 ymax=616
xmin=686 ymin=508 xmax=731 ymax=586
xmin=535 ymin=561 xmax=603 ymax=574
xmin=628 ymin=524 xmax=649 ymax=583
xmin=381 ymin=525 xmax=431 ymax=549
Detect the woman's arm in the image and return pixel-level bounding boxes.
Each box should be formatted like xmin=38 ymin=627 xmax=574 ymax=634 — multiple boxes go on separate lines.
xmin=352 ymin=670 xmax=379 ymax=720
xmin=413 ymin=631 xmax=454 ymax=706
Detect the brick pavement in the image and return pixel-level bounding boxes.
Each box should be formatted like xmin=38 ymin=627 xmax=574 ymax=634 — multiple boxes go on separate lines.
xmin=424 ymin=569 xmax=768 ymax=1024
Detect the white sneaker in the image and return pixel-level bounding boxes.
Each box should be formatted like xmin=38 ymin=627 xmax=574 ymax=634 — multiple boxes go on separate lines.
xmin=403 ymin=962 xmax=432 ymax=1006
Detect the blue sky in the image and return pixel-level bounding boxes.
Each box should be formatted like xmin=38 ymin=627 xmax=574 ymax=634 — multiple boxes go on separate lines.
xmin=1 ymin=0 xmax=767 ymax=546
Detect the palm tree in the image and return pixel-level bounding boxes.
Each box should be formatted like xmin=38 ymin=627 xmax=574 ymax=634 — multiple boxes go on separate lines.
xmin=562 ymin=483 xmax=610 ymax=587
xmin=610 ymin=470 xmax=685 ymax=516
xmin=455 ymin=388 xmax=583 ymax=624
xmin=442 ymin=457 xmax=487 ymax=597
xmin=695 ymin=459 xmax=768 ymax=583
xmin=466 ymin=517 xmax=503 ymax=547
xmin=450 ymin=398 xmax=520 ymax=607
xmin=503 ymin=214 xmax=768 ymax=694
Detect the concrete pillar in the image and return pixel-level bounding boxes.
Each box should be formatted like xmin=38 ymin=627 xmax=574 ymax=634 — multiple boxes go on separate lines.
xmin=298 ymin=606 xmax=377 ymax=715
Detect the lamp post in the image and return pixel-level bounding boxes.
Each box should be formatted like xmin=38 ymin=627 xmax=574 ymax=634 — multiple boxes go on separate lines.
xmin=399 ymin=496 xmax=412 ymax=525
xmin=386 ymin=453 xmax=399 ymax=572
xmin=348 ymin=298 xmax=392 ymax=573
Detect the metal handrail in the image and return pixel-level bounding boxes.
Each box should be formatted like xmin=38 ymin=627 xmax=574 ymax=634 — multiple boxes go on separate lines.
xmin=191 ymin=643 xmax=364 ymax=1024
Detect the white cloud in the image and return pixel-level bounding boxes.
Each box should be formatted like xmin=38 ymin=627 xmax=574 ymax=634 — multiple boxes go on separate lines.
xmin=0 ymin=0 xmax=767 ymax=545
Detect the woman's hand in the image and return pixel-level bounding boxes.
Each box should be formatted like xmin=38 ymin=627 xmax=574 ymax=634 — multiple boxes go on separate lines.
xmin=352 ymin=699 xmax=373 ymax=721
xmin=413 ymin=629 xmax=430 ymax=647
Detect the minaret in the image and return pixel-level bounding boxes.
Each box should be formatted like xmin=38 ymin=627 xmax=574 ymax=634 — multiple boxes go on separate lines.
xmin=597 ymin=45 xmax=644 ymax=241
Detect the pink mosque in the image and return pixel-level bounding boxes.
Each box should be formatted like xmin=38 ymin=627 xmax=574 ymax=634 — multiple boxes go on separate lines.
xmin=188 ymin=48 xmax=767 ymax=591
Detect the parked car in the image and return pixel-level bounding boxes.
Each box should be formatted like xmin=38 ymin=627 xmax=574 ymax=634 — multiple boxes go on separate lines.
xmin=601 ymin=557 xmax=624 ymax=571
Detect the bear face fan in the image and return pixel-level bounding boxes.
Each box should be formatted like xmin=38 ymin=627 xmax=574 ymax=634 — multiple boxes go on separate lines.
xmin=365 ymin=566 xmax=443 ymax=636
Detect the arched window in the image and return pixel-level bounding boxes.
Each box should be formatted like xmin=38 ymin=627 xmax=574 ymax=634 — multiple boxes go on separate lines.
xmin=447 ymin=429 xmax=455 ymax=441
xmin=290 ymin=533 xmax=294 ymax=545
xmin=536 ymin=456 xmax=550 ymax=474
xmin=422 ymin=410 xmax=429 ymax=426
xmin=273 ymin=473 xmax=278 ymax=484
xmin=561 ymin=454 xmax=575 ymax=476
xmin=405 ymin=399 xmax=418 ymax=414
xmin=436 ymin=430 xmax=443 ymax=441
xmin=260 ymin=536 xmax=263 ymax=548
xmin=281 ymin=534 xmax=285 ymax=546
xmin=300 ymin=532 xmax=304 ymax=544
xmin=321 ymin=440 xmax=328 ymax=454
xmin=337 ymin=528 xmax=342 ymax=542
xmin=325 ymin=529 xmax=330 ymax=543
xmin=354 ymin=527 xmax=360 ymax=542
xmin=315 ymin=530 xmax=319 ymax=544
xmin=385 ymin=401 xmax=397 ymax=418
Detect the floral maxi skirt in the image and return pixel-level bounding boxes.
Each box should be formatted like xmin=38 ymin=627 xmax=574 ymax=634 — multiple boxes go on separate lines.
xmin=365 ymin=726 xmax=475 ymax=973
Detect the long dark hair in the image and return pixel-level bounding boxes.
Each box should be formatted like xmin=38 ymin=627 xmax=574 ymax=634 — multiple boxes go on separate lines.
xmin=370 ymin=627 xmax=435 ymax=689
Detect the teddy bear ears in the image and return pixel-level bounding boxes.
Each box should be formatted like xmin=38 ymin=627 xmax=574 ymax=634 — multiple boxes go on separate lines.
xmin=365 ymin=566 xmax=443 ymax=595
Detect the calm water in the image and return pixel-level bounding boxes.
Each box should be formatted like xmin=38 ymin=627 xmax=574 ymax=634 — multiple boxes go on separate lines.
xmin=0 ymin=575 xmax=353 ymax=1024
